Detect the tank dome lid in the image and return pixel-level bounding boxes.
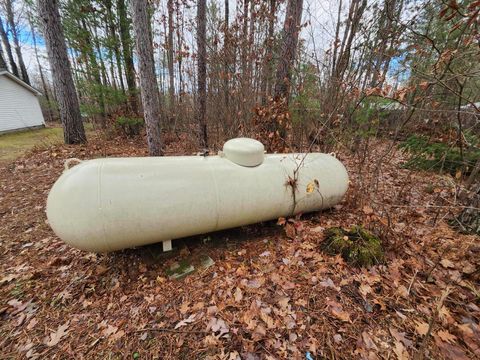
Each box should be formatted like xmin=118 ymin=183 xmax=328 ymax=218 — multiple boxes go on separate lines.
xmin=223 ymin=138 xmax=265 ymax=167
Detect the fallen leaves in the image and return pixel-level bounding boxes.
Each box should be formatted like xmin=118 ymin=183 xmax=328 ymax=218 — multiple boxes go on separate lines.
xmin=175 ymin=313 xmax=197 ymax=329
xmin=45 ymin=322 xmax=69 ymax=347
xmin=390 ymin=327 xmax=413 ymax=348
xmin=362 ymin=205 xmax=374 ymax=215
xmin=319 ymin=277 xmax=340 ymax=291
xmin=393 ymin=340 xmax=409 ymax=360
xmin=440 ymin=259 xmax=455 ymax=269
xmin=414 ymin=320 xmax=429 ymax=336
xmin=434 ymin=335 xmax=469 ymax=360
xmin=252 ymin=324 xmax=266 ymax=341
xmin=1 ymin=134 xmax=479 ymax=359
xmin=102 ymin=324 xmax=118 ymax=337
xmin=109 ymin=330 xmax=125 ymax=343
xmin=435 ymin=330 xmax=457 ymax=343
xmin=359 ymin=283 xmax=373 ymax=298
xmin=326 ymin=300 xmax=351 ymax=322
xmin=306 ymin=181 xmax=316 ymax=194
xmin=0 ymin=274 xmax=18 ymax=284
xmin=234 ymin=287 xmax=243 ymax=302
xmin=206 ymin=317 xmax=229 ymax=337
xmin=362 ymin=331 xmax=378 ymax=351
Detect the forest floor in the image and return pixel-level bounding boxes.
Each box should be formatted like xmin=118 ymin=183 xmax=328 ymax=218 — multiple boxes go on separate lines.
xmin=0 ymin=132 xmax=479 ymax=359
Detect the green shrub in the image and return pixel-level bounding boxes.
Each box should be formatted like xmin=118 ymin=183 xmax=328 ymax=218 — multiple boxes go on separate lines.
xmin=116 ymin=116 xmax=144 ymax=137
xmin=400 ymin=135 xmax=480 ymax=175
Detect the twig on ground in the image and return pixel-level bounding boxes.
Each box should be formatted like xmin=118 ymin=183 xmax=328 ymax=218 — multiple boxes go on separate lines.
xmin=414 ymin=286 xmax=451 ymax=360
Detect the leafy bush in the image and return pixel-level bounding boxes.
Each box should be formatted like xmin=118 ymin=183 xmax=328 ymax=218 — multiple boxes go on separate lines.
xmin=116 ymin=116 xmax=144 ymax=137
xmin=400 ymin=135 xmax=480 ymax=175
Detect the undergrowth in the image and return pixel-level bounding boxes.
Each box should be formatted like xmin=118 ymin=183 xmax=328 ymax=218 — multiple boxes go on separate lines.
xmin=400 ymin=134 xmax=480 ymax=175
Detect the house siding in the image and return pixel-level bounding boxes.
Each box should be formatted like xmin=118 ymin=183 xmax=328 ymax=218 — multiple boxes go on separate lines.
xmin=0 ymin=75 xmax=45 ymax=133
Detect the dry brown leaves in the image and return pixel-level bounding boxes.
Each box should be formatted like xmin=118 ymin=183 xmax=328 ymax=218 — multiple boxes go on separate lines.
xmin=0 ymin=134 xmax=478 ymax=359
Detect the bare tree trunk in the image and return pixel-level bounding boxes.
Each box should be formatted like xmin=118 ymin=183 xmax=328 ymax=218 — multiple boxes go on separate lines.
xmin=196 ymin=0 xmax=208 ymax=148
xmin=241 ymin=0 xmax=249 ymax=80
xmin=28 ymin=15 xmax=52 ymax=122
xmin=118 ymin=0 xmax=138 ymax=113
xmin=105 ymin=0 xmax=126 ymax=94
xmin=223 ymin=0 xmax=229 ymax=111
xmin=247 ymin=0 xmax=255 ymax=87
xmin=5 ymin=0 xmax=29 ymax=84
xmin=167 ymin=0 xmax=175 ymax=112
xmin=0 ymin=39 xmax=7 ymax=69
xmin=331 ymin=0 xmax=342 ymax=77
xmin=333 ymin=0 xmax=367 ymax=82
xmin=92 ymin=24 xmax=109 ymax=88
xmin=0 ymin=16 xmax=19 ymax=77
xmin=37 ymin=0 xmax=86 ymax=144
xmin=176 ymin=3 xmax=184 ymax=101
xmin=83 ymin=19 xmax=106 ymax=128
xmin=274 ymin=0 xmax=303 ymax=100
xmin=369 ymin=0 xmax=402 ymax=88
xmin=261 ymin=0 xmax=276 ymax=104
xmin=130 ymin=0 xmax=163 ymax=156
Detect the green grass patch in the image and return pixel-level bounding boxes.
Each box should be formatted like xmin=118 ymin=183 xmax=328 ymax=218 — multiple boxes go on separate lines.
xmin=0 ymin=124 xmax=94 ymax=162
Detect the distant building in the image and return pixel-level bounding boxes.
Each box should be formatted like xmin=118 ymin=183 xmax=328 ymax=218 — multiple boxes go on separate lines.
xmin=0 ymin=70 xmax=45 ymax=134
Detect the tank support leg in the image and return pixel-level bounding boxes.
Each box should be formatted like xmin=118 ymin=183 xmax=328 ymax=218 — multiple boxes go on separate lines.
xmin=162 ymin=240 xmax=172 ymax=252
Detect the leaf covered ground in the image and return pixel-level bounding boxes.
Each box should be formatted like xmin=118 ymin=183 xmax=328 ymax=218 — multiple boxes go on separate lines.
xmin=0 ymin=133 xmax=479 ymax=359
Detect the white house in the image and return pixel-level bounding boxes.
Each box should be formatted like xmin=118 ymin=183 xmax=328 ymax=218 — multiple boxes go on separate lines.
xmin=0 ymin=70 xmax=45 ymax=134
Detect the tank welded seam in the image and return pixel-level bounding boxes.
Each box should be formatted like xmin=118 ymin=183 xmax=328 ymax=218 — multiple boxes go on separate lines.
xmin=97 ymin=160 xmax=111 ymax=252
xmin=208 ymin=160 xmax=221 ymax=231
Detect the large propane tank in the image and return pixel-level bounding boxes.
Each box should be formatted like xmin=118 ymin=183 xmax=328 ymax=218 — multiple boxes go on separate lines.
xmin=47 ymin=138 xmax=349 ymax=252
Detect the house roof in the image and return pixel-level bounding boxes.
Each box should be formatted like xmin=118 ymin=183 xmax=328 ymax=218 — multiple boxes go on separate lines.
xmin=0 ymin=70 xmax=42 ymax=96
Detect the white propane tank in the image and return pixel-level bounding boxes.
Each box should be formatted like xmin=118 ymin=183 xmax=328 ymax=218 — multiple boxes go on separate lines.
xmin=46 ymin=138 xmax=349 ymax=252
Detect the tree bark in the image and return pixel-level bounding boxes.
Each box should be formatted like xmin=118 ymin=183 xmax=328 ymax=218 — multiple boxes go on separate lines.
xmin=105 ymin=0 xmax=126 ymax=94
xmin=5 ymin=0 xmax=29 ymax=84
xmin=118 ymin=0 xmax=138 ymax=113
xmin=0 ymin=39 xmax=6 ymax=69
xmin=331 ymin=0 xmax=342 ymax=78
xmin=273 ymin=0 xmax=303 ymax=101
xmin=0 ymin=15 xmax=19 ymax=77
xmin=333 ymin=0 xmax=367 ymax=82
xmin=240 ymin=0 xmax=249 ymax=101
xmin=37 ymin=0 xmax=86 ymax=144
xmin=223 ymin=0 xmax=229 ymax=110
xmin=82 ymin=19 xmax=106 ymax=128
xmin=176 ymin=3 xmax=184 ymax=101
xmin=130 ymin=0 xmax=163 ymax=156
xmin=261 ymin=0 xmax=276 ymax=104
xmin=28 ymin=14 xmax=52 ymax=122
xmin=196 ymin=0 xmax=208 ymax=148
xmin=167 ymin=0 xmax=175 ymax=111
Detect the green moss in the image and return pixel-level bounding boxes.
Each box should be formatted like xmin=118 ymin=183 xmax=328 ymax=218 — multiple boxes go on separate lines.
xmin=165 ymin=259 xmax=194 ymax=280
xmin=321 ymin=226 xmax=384 ymax=267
